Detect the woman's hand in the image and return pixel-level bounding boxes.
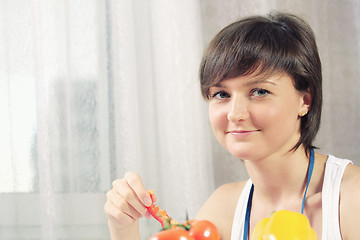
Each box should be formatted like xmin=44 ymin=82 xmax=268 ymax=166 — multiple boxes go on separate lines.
xmin=104 ymin=172 xmax=153 ymax=230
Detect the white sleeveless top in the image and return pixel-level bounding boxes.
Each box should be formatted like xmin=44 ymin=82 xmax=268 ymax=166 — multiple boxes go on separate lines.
xmin=230 ymin=155 xmax=352 ymax=240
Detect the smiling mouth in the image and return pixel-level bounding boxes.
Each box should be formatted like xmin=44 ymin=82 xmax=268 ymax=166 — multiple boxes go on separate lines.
xmin=227 ymin=130 xmax=260 ymax=134
xmin=226 ymin=130 xmax=260 ymax=137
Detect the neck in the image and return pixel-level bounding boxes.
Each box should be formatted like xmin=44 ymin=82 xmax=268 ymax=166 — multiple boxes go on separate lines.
xmin=244 ymin=146 xmax=310 ymax=204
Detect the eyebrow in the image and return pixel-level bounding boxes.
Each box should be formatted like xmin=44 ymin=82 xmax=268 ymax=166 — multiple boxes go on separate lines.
xmin=212 ymin=78 xmax=277 ymax=88
xmin=245 ymin=79 xmax=277 ymax=86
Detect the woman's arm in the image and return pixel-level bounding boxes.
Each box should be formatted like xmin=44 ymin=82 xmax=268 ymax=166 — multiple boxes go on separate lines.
xmin=108 ymin=220 xmax=140 ymax=240
xmin=340 ymin=164 xmax=360 ymax=240
xmin=104 ymin=172 xmax=152 ymax=240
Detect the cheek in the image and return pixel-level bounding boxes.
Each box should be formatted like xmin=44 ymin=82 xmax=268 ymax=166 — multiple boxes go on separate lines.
xmin=209 ymin=105 xmax=227 ymax=133
xmin=258 ymin=104 xmax=300 ymax=133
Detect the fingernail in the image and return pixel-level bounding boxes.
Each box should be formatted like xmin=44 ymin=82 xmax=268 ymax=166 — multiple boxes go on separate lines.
xmin=144 ymin=197 xmax=152 ymax=207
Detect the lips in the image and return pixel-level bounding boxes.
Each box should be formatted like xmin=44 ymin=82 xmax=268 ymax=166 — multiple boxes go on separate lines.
xmin=226 ymin=129 xmax=260 ymax=137
xmin=227 ymin=130 xmax=260 ymax=134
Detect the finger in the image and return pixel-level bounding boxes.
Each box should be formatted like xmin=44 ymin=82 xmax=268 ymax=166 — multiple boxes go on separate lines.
xmin=104 ymin=199 xmax=134 ymax=228
xmin=124 ymin=172 xmax=152 ymax=207
xmin=107 ymin=189 xmax=143 ymax=218
xmin=112 ymin=178 xmax=148 ymax=216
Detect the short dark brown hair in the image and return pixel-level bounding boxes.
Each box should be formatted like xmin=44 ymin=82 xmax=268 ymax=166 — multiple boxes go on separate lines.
xmin=199 ymin=12 xmax=322 ymax=153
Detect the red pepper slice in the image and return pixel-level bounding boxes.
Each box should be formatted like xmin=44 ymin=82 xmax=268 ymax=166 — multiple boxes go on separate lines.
xmin=146 ymin=190 xmax=171 ymax=228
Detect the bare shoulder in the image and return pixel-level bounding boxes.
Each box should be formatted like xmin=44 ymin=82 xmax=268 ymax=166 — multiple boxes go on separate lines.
xmin=196 ymin=181 xmax=247 ymax=219
xmin=341 ymin=163 xmax=360 ymax=197
xmin=196 ymin=181 xmax=247 ymax=240
xmin=340 ymin=163 xmax=360 ymax=240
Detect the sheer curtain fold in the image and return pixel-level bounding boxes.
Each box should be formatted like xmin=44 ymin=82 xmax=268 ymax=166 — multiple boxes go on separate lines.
xmin=149 ymin=0 xmax=214 ymax=219
xmin=108 ymin=0 xmax=215 ymax=226
xmin=1 ymin=0 xmax=359 ymax=239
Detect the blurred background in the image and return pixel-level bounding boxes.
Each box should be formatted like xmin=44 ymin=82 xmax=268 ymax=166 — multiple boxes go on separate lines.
xmin=1 ymin=0 xmax=359 ymax=239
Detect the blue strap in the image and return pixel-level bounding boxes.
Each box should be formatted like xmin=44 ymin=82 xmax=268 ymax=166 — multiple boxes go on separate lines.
xmin=301 ymin=148 xmax=315 ymax=214
xmin=243 ymin=184 xmax=254 ymax=240
xmin=243 ymin=148 xmax=315 ymax=239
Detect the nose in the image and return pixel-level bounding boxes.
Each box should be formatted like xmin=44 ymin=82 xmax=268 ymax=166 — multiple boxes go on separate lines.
xmin=227 ymin=98 xmax=250 ymax=122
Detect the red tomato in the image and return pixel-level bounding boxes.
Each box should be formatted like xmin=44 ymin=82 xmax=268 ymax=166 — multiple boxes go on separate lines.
xmin=146 ymin=189 xmax=220 ymax=240
xmin=188 ymin=220 xmax=220 ymax=240
xmin=148 ymin=227 xmax=195 ymax=240
xmin=148 ymin=220 xmax=220 ymax=240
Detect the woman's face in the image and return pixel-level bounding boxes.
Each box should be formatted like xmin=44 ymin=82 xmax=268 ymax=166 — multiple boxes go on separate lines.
xmin=208 ymin=72 xmax=310 ymax=161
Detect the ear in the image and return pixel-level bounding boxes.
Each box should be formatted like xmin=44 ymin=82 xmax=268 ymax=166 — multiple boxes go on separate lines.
xmin=299 ymin=88 xmax=311 ymax=117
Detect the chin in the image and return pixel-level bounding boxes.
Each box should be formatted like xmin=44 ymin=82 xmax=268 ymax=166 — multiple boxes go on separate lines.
xmin=227 ymin=144 xmax=259 ymax=160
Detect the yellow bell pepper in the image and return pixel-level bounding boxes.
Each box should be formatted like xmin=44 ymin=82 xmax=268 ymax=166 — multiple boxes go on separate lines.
xmin=251 ymin=210 xmax=317 ymax=240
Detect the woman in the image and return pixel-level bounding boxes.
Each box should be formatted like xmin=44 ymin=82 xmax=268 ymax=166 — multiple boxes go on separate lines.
xmin=104 ymin=12 xmax=360 ymax=240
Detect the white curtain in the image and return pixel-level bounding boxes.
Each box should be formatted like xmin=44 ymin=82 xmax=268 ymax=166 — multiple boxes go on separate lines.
xmin=0 ymin=0 xmax=359 ymax=239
